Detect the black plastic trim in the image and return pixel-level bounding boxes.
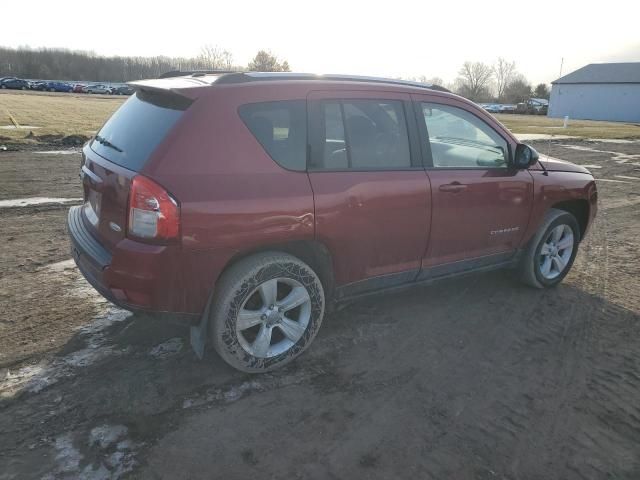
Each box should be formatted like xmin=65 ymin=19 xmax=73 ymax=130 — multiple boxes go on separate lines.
xmin=67 ymin=205 xmax=112 ymax=269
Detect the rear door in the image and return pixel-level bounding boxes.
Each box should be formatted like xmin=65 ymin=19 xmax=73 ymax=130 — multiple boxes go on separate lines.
xmin=81 ymin=88 xmax=191 ymax=249
xmin=307 ymin=90 xmax=431 ymax=296
xmin=412 ymin=95 xmax=533 ymax=276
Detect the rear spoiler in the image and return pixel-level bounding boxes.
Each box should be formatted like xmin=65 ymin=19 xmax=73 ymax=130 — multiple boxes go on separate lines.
xmin=158 ymin=69 xmax=237 ymax=79
xmin=127 ymin=81 xmax=194 ymax=110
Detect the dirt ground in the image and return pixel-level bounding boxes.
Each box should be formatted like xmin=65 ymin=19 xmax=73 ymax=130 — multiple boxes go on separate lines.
xmin=1 ymin=139 xmax=639 ymax=479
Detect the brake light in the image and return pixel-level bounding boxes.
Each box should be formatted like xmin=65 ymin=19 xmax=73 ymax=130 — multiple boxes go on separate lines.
xmin=127 ymin=175 xmax=180 ymax=243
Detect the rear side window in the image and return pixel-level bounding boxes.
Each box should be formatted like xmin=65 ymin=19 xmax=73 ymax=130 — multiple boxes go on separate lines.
xmin=239 ymin=100 xmax=307 ymax=171
xmin=91 ymin=89 xmax=190 ymax=171
xmin=313 ymin=99 xmax=412 ymax=170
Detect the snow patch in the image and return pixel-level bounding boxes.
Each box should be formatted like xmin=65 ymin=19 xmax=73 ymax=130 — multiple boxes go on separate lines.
xmin=0 ymin=307 xmax=130 ymax=398
xmin=515 ymin=133 xmax=577 ymax=141
xmin=0 ymin=197 xmax=82 ymax=208
xmin=44 ymin=426 xmax=138 ymax=479
xmin=149 ymin=337 xmax=184 ymax=359
xmin=90 ymin=424 xmax=128 ymax=449
xmin=34 ymin=150 xmax=79 ymax=155
xmin=560 ymin=144 xmax=640 ymax=167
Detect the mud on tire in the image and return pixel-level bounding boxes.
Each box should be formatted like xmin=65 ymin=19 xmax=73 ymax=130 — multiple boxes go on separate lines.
xmin=210 ymin=252 xmax=325 ymax=373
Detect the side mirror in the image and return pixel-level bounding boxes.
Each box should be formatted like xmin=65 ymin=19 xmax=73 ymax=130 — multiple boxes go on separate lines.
xmin=513 ymin=144 xmax=539 ymax=169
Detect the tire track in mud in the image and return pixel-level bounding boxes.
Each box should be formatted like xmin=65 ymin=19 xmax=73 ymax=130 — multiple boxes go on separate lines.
xmin=563 ymin=202 xmax=640 ymax=479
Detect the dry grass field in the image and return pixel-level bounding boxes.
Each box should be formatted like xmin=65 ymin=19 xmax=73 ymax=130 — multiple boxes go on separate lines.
xmin=1 ymin=90 xmax=639 ymax=146
xmin=0 ymin=90 xmax=124 ymax=143
xmin=495 ymin=113 xmax=640 ymax=139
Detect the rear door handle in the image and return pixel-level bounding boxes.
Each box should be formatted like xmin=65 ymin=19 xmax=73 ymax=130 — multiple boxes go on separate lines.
xmin=439 ymin=182 xmax=467 ymax=193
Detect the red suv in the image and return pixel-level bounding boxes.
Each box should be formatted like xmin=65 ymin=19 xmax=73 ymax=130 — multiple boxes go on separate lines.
xmin=68 ymin=72 xmax=597 ymax=372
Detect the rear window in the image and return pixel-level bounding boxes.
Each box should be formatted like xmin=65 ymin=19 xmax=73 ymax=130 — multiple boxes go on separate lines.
xmin=91 ymin=89 xmax=191 ymax=171
xmin=238 ymin=100 xmax=307 ymax=171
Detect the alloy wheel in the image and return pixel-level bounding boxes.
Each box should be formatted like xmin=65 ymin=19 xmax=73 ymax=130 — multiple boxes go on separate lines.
xmin=235 ymin=277 xmax=311 ymax=358
xmin=539 ymin=224 xmax=574 ymax=280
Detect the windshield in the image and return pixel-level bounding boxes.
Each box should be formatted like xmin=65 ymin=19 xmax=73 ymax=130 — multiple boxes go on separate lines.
xmin=90 ymin=89 xmax=191 ymax=171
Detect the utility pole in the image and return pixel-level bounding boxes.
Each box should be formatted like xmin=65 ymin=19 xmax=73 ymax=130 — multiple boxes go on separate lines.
xmin=559 ymin=57 xmax=564 ymax=78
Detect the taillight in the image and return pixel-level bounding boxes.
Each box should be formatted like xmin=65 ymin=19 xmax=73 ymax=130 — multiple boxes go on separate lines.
xmin=127 ymin=175 xmax=180 ymax=243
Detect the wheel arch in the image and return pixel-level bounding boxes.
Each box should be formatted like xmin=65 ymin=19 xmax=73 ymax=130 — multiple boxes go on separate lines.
xmin=219 ymin=240 xmax=336 ymax=303
xmin=551 ymin=199 xmax=589 ymax=241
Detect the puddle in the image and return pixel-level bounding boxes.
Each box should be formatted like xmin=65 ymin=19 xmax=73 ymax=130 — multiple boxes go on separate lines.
xmin=0 ymin=197 xmax=82 ymax=208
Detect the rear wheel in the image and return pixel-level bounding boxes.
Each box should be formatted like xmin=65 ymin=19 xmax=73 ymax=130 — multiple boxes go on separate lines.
xmin=519 ymin=208 xmax=580 ymax=288
xmin=211 ymin=252 xmax=325 ymax=373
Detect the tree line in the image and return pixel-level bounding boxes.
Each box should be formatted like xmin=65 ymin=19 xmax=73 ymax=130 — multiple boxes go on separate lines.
xmin=452 ymin=58 xmax=549 ymax=103
xmin=1 ymin=47 xmax=547 ymax=103
xmin=0 ymin=46 xmax=290 ymax=82
xmin=407 ymin=58 xmax=549 ymax=103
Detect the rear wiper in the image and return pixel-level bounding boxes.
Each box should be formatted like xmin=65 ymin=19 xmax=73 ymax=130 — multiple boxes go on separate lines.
xmin=94 ymin=135 xmax=123 ymax=153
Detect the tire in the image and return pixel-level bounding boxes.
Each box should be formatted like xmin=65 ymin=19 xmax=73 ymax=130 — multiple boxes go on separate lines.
xmin=211 ymin=252 xmax=325 ymax=373
xmin=519 ymin=208 xmax=580 ymax=288
xmin=49 ymin=88 xmax=55 ymax=92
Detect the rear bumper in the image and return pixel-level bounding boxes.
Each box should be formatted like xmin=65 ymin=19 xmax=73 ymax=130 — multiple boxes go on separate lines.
xmin=67 ymin=205 xmax=204 ymax=316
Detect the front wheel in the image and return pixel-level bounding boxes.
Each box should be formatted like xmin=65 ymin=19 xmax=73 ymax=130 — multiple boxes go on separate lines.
xmin=211 ymin=252 xmax=325 ymax=373
xmin=519 ymin=209 xmax=580 ymax=288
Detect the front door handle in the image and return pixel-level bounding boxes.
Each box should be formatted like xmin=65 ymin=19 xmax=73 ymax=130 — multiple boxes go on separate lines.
xmin=439 ymin=182 xmax=467 ymax=193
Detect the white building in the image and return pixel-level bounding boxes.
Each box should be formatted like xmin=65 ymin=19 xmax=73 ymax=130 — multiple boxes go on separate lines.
xmin=548 ymin=63 xmax=640 ymax=123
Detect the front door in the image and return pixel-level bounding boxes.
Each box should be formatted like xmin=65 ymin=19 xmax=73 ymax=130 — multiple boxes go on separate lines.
xmin=307 ymin=90 xmax=431 ymax=296
xmin=413 ymin=98 xmax=533 ymax=276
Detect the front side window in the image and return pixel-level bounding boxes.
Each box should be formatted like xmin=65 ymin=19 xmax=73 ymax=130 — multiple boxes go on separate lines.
xmin=421 ymin=103 xmax=508 ymax=168
xmin=315 ymin=99 xmax=412 ymax=170
xmin=238 ymin=100 xmax=307 ymax=171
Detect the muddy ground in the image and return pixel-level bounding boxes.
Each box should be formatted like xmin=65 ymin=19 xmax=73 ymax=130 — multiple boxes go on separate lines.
xmin=1 ymin=140 xmax=639 ymax=479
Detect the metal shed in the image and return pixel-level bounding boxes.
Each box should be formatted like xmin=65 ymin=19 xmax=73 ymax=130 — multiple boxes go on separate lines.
xmin=548 ymin=63 xmax=640 ymax=123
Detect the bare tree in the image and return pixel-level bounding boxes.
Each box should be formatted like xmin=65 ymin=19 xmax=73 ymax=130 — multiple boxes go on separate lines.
xmin=199 ymin=45 xmax=233 ymax=70
xmin=247 ymin=50 xmax=291 ymax=72
xmin=503 ymin=75 xmax=532 ymax=103
xmin=455 ymin=61 xmax=493 ymax=101
xmin=493 ymin=58 xmax=516 ymax=101
xmin=406 ymin=75 xmax=445 ymax=86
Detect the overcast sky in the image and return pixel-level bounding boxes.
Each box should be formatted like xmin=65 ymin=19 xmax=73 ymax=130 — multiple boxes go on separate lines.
xmin=3 ymin=0 xmax=639 ymax=85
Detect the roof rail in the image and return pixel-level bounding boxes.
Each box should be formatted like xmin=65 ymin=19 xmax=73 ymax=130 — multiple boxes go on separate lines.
xmin=158 ymin=69 xmax=237 ymax=79
xmin=214 ymin=72 xmax=451 ymax=93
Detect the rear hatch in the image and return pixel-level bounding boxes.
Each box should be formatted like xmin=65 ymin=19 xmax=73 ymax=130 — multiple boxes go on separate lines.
xmin=81 ymin=87 xmax=192 ymax=249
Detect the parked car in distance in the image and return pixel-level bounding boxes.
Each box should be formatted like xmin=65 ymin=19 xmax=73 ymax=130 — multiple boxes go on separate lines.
xmin=498 ymin=104 xmax=517 ymax=114
xmin=480 ymin=103 xmax=501 ymax=113
xmin=30 ymin=81 xmax=49 ymax=91
xmin=73 ymin=84 xmax=87 ymax=93
xmin=84 ymin=84 xmax=113 ymax=94
xmin=45 ymin=81 xmax=73 ymax=93
xmin=0 ymin=77 xmax=30 ymax=90
xmin=68 ymin=72 xmax=597 ymax=373
xmin=516 ymin=98 xmax=549 ymax=115
xmin=112 ymin=85 xmax=134 ymax=95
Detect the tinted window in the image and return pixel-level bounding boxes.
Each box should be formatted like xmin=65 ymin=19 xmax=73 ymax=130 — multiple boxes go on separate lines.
xmin=421 ymin=103 xmax=508 ymax=168
xmin=315 ymin=99 xmax=411 ymax=170
xmin=239 ymin=100 xmax=307 ymax=171
xmin=91 ymin=90 xmax=190 ymax=171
